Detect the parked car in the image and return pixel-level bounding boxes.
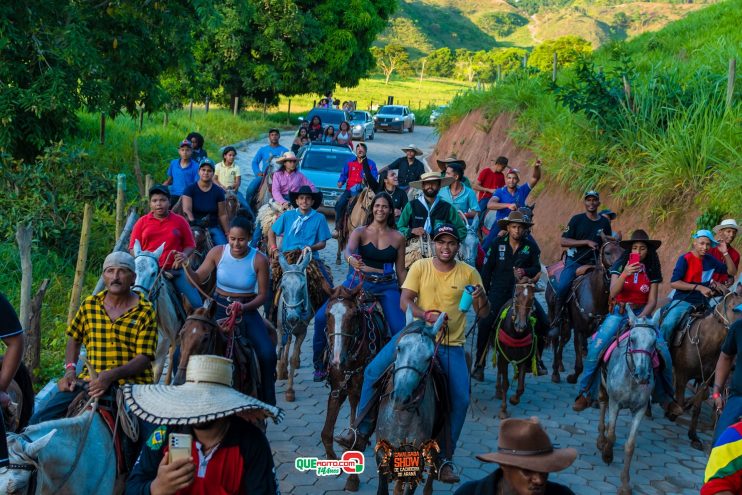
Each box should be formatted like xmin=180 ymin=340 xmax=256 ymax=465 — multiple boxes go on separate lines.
xmin=349 ymin=111 xmax=375 ymax=141
xmin=429 ymin=105 xmax=448 ymax=125
xmin=296 ymin=142 xmax=356 ymax=211
xmin=373 ymin=105 xmax=415 ymax=133
xmin=298 ymin=108 xmax=352 ymax=134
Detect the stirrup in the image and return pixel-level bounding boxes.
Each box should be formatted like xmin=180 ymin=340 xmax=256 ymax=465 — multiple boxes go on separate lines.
xmin=436 ymin=459 xmax=459 ymax=480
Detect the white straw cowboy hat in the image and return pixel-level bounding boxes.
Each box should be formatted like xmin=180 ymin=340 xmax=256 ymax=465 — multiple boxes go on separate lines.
xmin=123 ymin=355 xmax=284 ymax=425
xmin=401 ymin=144 xmax=423 ymax=156
xmin=713 ymin=219 xmax=739 ymax=234
xmin=409 ymin=171 xmax=454 ymax=189
xmin=436 ymin=155 xmax=467 ymax=170
xmin=275 ymin=151 xmax=299 ymax=164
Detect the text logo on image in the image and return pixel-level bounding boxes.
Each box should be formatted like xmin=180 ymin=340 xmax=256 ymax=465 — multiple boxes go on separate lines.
xmin=295 ymin=451 xmax=364 ymax=476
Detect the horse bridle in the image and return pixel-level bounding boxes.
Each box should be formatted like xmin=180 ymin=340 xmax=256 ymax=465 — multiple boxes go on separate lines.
xmin=511 ymin=282 xmax=537 ymax=324
xmin=279 ymin=267 xmax=312 ymax=333
xmin=132 ymin=251 xmax=164 ymax=298
xmin=624 ymin=323 xmax=657 ymax=384
xmin=176 ymin=314 xmax=227 ymax=372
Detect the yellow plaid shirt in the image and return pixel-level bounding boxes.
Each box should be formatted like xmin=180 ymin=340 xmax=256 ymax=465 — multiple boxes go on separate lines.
xmin=67 ymin=291 xmax=158 ymax=384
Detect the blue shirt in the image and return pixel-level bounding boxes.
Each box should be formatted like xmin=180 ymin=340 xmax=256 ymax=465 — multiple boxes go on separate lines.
xmin=166 ymin=159 xmax=199 ymax=196
xmin=439 ymin=185 xmax=480 ymax=216
xmin=251 ymin=144 xmax=289 ymax=176
xmin=183 ymin=183 xmax=225 ymax=227
xmin=272 ymin=209 xmax=331 ymax=252
xmin=492 ymin=184 xmax=532 ymax=221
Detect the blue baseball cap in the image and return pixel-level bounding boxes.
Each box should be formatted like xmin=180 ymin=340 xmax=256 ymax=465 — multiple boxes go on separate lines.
xmin=692 ymin=229 xmax=719 ymax=247
xmin=584 ymin=190 xmax=600 ymax=200
xmin=179 ymin=139 xmax=192 ymax=149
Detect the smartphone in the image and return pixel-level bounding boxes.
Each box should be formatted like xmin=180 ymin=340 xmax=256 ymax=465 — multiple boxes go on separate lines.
xmin=629 ymin=253 xmax=641 ymax=266
xmin=169 ymin=433 xmax=193 ymax=463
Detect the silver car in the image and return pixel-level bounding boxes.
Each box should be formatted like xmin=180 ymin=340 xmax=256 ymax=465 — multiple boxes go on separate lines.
xmin=373 ymin=105 xmax=415 ymax=133
xmin=429 ymin=105 xmax=448 ymax=125
xmin=349 ymin=111 xmax=375 ymax=141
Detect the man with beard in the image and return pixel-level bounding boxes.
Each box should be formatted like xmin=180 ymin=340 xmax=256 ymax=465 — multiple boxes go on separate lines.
xmin=29 ymin=252 xmax=157 ymax=424
xmin=397 ymin=172 xmax=467 ymax=242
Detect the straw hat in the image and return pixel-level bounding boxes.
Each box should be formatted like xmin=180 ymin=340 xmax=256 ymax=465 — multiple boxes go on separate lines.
xmin=276 ymin=151 xmax=299 ymax=164
xmin=436 ymin=156 xmax=467 ymax=170
xmin=408 ymin=171 xmax=454 ymax=189
xmin=123 ymin=355 xmax=284 ymax=426
xmin=401 ymin=144 xmax=423 ymax=156
xmin=713 ymin=219 xmax=739 ymax=234
xmin=619 ymin=229 xmax=661 ymax=250
xmin=476 ymin=418 xmax=577 ymax=473
xmin=497 ymin=211 xmax=534 ymax=231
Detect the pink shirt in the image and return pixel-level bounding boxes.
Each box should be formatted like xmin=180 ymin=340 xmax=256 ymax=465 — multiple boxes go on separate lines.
xmin=271 ymin=170 xmax=316 ymax=203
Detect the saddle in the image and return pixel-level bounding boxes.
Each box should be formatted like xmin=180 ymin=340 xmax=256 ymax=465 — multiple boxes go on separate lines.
xmin=668 ymin=307 xmax=709 ymax=347
xmin=359 ymin=294 xmax=391 ymax=344
xmin=546 ymin=259 xmax=595 ymax=283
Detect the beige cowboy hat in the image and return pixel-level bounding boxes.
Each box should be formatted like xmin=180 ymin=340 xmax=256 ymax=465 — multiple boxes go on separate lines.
xmin=123 ymin=355 xmax=284 ymax=425
xmin=275 ymin=151 xmax=299 ymax=164
xmin=436 ymin=155 xmax=467 ymax=169
xmin=408 ymin=171 xmax=454 ymax=189
xmin=476 ymin=418 xmax=577 ymax=473
xmin=401 ymin=144 xmax=423 ymax=156
xmin=713 ymin=218 xmax=739 ymax=234
xmin=497 ymin=211 xmax=534 ymax=231
xmin=618 ymin=229 xmax=661 ymax=250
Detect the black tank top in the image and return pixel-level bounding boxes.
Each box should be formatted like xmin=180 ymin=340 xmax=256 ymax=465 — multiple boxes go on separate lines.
xmin=358 ymin=242 xmax=397 ymax=270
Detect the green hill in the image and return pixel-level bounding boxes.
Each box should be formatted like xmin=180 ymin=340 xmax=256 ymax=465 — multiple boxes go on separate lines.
xmin=378 ymin=0 xmax=716 ymax=56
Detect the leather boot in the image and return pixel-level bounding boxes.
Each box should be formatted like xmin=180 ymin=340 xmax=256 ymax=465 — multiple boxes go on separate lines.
xmin=334 ymin=429 xmax=369 ymax=451
xmin=437 ymin=460 xmax=460 ymax=483
xmin=573 ymin=394 xmax=589 ymax=412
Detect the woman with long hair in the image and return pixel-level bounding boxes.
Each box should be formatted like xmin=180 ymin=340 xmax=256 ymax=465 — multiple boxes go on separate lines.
xmin=335 ymin=121 xmax=353 ymax=149
xmin=308 ymin=115 xmax=323 ymax=141
xmin=322 ymin=125 xmax=336 ymax=143
xmin=292 ymin=127 xmax=309 ymax=153
xmin=311 ymin=192 xmax=407 ymax=381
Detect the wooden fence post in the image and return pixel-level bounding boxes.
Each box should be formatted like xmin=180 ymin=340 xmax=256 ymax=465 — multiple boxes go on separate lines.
xmin=189 ymin=99 xmax=194 ymax=120
xmin=262 ymin=98 xmax=267 ymax=118
xmin=94 ymin=208 xmax=139 ymax=294
xmin=115 ymin=174 xmax=126 ymax=241
xmin=25 ymin=278 xmax=50 ymax=380
xmin=100 ymin=113 xmax=106 ymax=145
xmin=67 ymin=203 xmax=93 ymax=325
xmin=286 ymin=99 xmax=291 ymax=124
xmin=15 ymin=224 xmax=32 ymax=332
xmin=552 ymin=52 xmax=558 ymax=82
xmin=138 ymin=107 xmax=144 ymax=132
xmin=145 ymin=174 xmax=153 ymax=197
xmin=163 ymin=113 xmax=168 ymax=126
xmin=233 ymin=97 xmax=239 ymax=116
xmin=205 ymin=96 xmax=210 ymax=113
xmin=727 ymin=58 xmax=737 ymax=110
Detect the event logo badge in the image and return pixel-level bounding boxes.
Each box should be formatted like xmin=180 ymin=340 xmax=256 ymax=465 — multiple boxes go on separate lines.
xmin=295 ymin=451 xmax=364 ymax=476
xmin=375 ymin=439 xmax=439 ymax=489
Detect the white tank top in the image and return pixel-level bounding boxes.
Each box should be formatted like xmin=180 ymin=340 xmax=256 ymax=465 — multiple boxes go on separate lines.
xmin=216 ymin=246 xmax=258 ymax=294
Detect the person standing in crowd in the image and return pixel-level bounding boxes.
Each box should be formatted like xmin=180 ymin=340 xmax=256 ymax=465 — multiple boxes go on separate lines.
xmin=333 ymin=143 xmax=378 ymax=237
xmin=377 ymin=169 xmax=408 ymax=219
xmin=322 ymin=125 xmax=337 ymax=143
xmin=308 ymin=116 xmax=324 ymax=141
xmin=182 ymin=159 xmax=229 ymax=245
xmin=0 ymin=293 xmax=24 ymax=468
xmin=436 ymin=156 xmax=472 ymax=187
xmin=245 ymin=129 xmax=288 ymax=206
xmin=487 ymin=161 xmax=541 ymax=222
xmin=710 ymin=219 xmax=739 ymax=286
xmin=213 ymin=146 xmax=251 ymax=213
xmin=473 ymin=156 xmax=507 ymax=214
xmin=385 ymin=145 xmax=425 ymax=191
xmin=438 ymin=162 xmax=480 ymax=223
xmin=335 ymin=121 xmax=353 ymax=148
xmin=163 ymin=139 xmax=199 ymax=206
xmin=186 ymin=132 xmax=207 ymax=164
xmin=292 ymin=127 xmax=309 ymax=153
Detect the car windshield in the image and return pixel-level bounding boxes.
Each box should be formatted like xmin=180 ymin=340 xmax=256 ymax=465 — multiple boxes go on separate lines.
xmin=309 ymin=111 xmax=346 ymax=125
xmin=378 ymin=106 xmax=403 ymax=115
xmin=302 ymin=150 xmax=353 ymax=172
xmin=351 ymin=111 xmax=366 ymax=120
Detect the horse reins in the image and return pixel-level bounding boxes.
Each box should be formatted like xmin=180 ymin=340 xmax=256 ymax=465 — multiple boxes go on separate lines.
xmin=624 ymin=323 xmax=658 ymax=385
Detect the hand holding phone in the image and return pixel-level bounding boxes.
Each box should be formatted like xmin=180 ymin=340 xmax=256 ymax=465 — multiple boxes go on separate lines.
xmin=169 ymin=433 xmax=193 ymax=463
xmin=628 ymin=253 xmax=641 ymax=266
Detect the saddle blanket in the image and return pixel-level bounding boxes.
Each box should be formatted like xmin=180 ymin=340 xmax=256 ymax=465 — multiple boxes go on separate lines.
xmin=602 ymin=330 xmax=660 ymax=368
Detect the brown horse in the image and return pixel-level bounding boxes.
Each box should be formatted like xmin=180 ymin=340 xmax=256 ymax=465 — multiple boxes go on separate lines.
xmin=547 ymin=236 xmax=624 ymax=384
xmin=336 ymin=187 xmax=375 ymax=264
xmin=493 ymin=274 xmax=543 ymax=419
xmin=187 ymin=224 xmax=216 ymax=296
xmin=320 ymin=285 xmax=388 ymax=492
xmin=223 ymin=188 xmax=240 ymax=223
xmin=670 ymin=283 xmax=742 ymax=450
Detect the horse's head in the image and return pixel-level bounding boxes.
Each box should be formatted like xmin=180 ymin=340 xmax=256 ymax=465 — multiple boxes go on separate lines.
xmin=512 ymin=273 xmax=542 ymax=333
xmin=224 ymin=189 xmax=240 ymax=219
xmin=625 ymin=308 xmax=660 ymax=385
xmin=326 ymin=285 xmax=363 ymax=368
xmin=174 ymin=300 xmax=219 ymax=385
xmin=600 ymin=234 xmax=624 ymax=268
xmin=133 ymin=240 xmax=165 ymax=295
xmin=391 ymin=308 xmax=446 ymax=409
xmin=0 ymin=428 xmax=55 ymax=495
xmin=458 ymin=214 xmax=479 ymax=266
xmin=279 ymin=251 xmax=313 ymax=325
xmin=715 ymin=282 xmax=742 ymax=328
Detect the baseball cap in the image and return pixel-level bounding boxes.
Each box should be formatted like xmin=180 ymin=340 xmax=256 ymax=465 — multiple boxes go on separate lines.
xmin=599 ymin=209 xmax=616 ymax=219
xmin=692 ymin=229 xmax=719 ymax=247
xmin=148 ymin=184 xmax=171 ymax=199
xmin=103 ymin=251 xmax=136 ymax=273
xmin=179 ymin=139 xmax=192 ymax=149
xmin=199 ymin=158 xmax=216 ymax=171
xmin=432 ymin=224 xmax=460 ymax=242
xmin=584 ymin=190 xmax=600 ymax=200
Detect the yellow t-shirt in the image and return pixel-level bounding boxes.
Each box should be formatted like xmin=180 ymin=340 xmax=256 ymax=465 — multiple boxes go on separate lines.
xmin=215 ymin=161 xmax=239 ymax=188
xmin=402 ymin=258 xmax=484 ymax=346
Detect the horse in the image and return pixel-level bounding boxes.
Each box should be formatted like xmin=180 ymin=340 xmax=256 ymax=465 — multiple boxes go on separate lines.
xmin=320 ymin=284 xmax=388 ymax=492
xmin=188 ymin=221 xmax=215 ymax=274
xmin=457 ymin=213 xmax=479 ymax=267
xmin=256 ymin=202 xmax=291 ymax=252
xmin=492 ymin=274 xmax=542 ymax=419
xmin=336 ymin=186 xmax=375 ymax=265
xmin=597 ymin=308 xmax=662 ymax=495
xmin=669 ymin=282 xmax=742 ymax=450
xmin=223 ymin=188 xmax=241 ymax=223
xmin=547 ymin=235 xmax=624 ymax=384
xmin=405 ymin=232 xmax=435 ymax=270
xmin=0 ymin=356 xmax=34 ymax=434
xmin=374 ymin=309 xmax=447 ymax=495
xmin=132 ymin=240 xmax=184 ymax=384
xmin=250 ymin=156 xmax=278 ymax=215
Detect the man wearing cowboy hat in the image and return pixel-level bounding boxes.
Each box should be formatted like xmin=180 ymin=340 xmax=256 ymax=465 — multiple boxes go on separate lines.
xmin=397 ymin=171 xmax=467 ymax=242
xmin=385 ymin=144 xmax=426 ymax=190
xmin=30 ymin=252 xmax=158 ymax=424
xmin=333 ymin=142 xmax=379 ymax=238
xmin=454 ymin=417 xmax=577 ymax=495
xmin=436 ymin=156 xmax=472 ymax=188
xmin=710 ymin=219 xmax=739 ymax=286
xmin=474 ymin=211 xmax=549 ymax=381
xmin=125 ymin=355 xmax=283 ymax=495
xmin=487 ymin=160 xmax=541 ymax=222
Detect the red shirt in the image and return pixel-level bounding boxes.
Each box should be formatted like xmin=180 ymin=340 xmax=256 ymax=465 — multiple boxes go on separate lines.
xmin=709 ymin=246 xmax=739 ymax=283
xmin=163 ymin=443 xmax=243 ymax=495
xmin=476 ymin=168 xmax=505 ymax=201
xmin=130 ymin=212 xmax=195 ymax=269
xmin=615 ymin=267 xmax=653 ymax=306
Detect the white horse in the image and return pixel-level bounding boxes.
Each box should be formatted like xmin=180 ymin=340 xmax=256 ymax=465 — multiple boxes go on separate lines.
xmin=457 ymin=213 xmax=479 ymax=267
xmin=132 ymin=240 xmax=184 ymax=384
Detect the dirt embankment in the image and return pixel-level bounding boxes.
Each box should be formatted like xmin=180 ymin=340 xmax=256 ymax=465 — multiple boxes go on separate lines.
xmin=432 ymin=109 xmax=698 ymax=292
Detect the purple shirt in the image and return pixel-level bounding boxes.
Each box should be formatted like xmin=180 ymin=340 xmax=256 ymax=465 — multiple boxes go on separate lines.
xmin=271 ymin=170 xmax=316 ymax=203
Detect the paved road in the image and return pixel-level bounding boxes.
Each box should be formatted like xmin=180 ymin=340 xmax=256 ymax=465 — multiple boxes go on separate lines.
xmin=230 ymin=127 xmax=711 ymax=494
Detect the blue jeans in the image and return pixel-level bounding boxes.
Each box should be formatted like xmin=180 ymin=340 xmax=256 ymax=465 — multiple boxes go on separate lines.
xmin=714 ymin=395 xmax=742 ymax=444
xmin=555 ymin=261 xmax=580 ymax=303
xmin=30 ymin=384 xmax=86 ymax=425
xmin=312 ymin=273 xmax=404 ymax=369
xmin=250 ymin=219 xmax=262 ymax=248
xmin=579 ymin=307 xmax=674 ymax=403
xmin=208 ymin=226 xmax=227 ymax=245
xmin=244 ymin=176 xmax=262 ymax=205
xmin=234 ymin=190 xmax=254 ymax=219
xmin=168 ymin=268 xmax=202 ymax=308
xmin=660 ymin=300 xmax=693 ymax=342
xmin=356 ymin=339 xmax=469 ymax=458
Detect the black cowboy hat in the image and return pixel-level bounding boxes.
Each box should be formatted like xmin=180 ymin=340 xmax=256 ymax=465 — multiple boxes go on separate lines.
xmin=619 ymin=229 xmax=661 ymax=250
xmin=288 ymin=185 xmax=323 ymax=209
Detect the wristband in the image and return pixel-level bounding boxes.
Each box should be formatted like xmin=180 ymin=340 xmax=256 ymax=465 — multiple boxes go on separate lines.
xmin=714 ymin=383 xmax=723 ymax=391
xmin=65 ymin=362 xmax=76 ymax=370
xmin=712 ymin=392 xmax=721 ymax=400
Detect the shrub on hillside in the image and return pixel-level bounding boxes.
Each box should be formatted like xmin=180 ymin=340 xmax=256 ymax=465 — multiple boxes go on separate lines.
xmin=528 ymin=36 xmax=593 ymax=72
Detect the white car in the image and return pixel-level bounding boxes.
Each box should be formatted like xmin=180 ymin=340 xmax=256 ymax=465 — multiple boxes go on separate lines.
xmin=349 ymin=111 xmax=375 ymax=141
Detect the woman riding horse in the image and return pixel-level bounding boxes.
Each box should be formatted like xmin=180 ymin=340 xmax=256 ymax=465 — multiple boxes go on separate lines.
xmin=572 ymin=230 xmax=683 ymax=418
xmin=312 ymin=192 xmax=407 ymax=382
xmin=176 ymin=210 xmax=276 ymax=405
xmin=181 ymin=159 xmax=230 ymax=246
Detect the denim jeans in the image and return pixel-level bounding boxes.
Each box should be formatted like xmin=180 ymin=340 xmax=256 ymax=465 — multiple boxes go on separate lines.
xmin=208 ymin=226 xmax=227 ymax=245
xmin=714 ymin=395 xmax=742 ymax=444
xmin=29 ymin=384 xmax=86 ymax=425
xmin=250 ymin=219 xmax=262 ymax=248
xmin=244 ymin=176 xmax=263 ymax=205
xmin=334 ymin=190 xmax=351 ymax=221
xmin=234 ymin=190 xmax=254 ymax=219
xmin=660 ymin=300 xmax=693 ymax=342
xmin=168 ymin=268 xmax=202 ymax=308
xmin=555 ymin=261 xmax=580 ymax=303
xmin=578 ymin=306 xmax=674 ymax=403
xmin=312 ymin=273 xmax=404 ymax=369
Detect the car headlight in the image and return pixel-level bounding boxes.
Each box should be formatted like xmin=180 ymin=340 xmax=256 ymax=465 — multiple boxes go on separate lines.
xmin=394 ymin=117 xmax=400 ymax=121
xmin=373 ymin=116 xmax=378 ymax=121
xmin=354 ymin=125 xmax=362 ymax=130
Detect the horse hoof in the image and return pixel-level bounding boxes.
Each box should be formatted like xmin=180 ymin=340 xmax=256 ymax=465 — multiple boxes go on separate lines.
xmin=601 ymin=449 xmax=613 ymax=465
xmin=344 ymin=476 xmax=360 ymax=492
xmin=335 ymin=259 xmax=342 ymax=266
xmin=566 ymin=374 xmax=577 ymax=384
xmin=691 ymin=439 xmax=704 ymax=451
xmin=551 ymin=374 xmax=561 ymax=384
xmin=285 ymin=390 xmax=296 ymax=402
xmin=559 ymin=363 xmax=565 ymax=372
xmin=498 ymin=410 xmax=509 ymax=420
xmin=277 ymin=370 xmax=287 ymax=380
xmin=596 ymin=438 xmax=605 ymax=451
xmin=509 ymin=396 xmax=520 ymax=406
xmin=618 ymin=486 xmax=632 ymax=495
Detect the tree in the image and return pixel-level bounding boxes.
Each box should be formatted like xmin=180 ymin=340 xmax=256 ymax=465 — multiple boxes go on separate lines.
xmin=528 ymin=36 xmax=593 ymax=73
xmin=371 ymin=44 xmax=411 ymax=84
xmin=425 ymin=47 xmax=456 ymax=78
xmin=454 ymin=49 xmax=478 ymax=83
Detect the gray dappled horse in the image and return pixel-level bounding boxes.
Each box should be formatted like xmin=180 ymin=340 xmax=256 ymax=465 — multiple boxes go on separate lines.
xmin=597 ymin=308 xmax=661 ymax=495
xmin=276 ymin=249 xmax=313 ymax=402
xmin=375 ymin=309 xmax=446 ymax=495
xmin=133 ymin=240 xmax=183 ymax=384
xmin=457 ymin=213 xmax=479 ymax=267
